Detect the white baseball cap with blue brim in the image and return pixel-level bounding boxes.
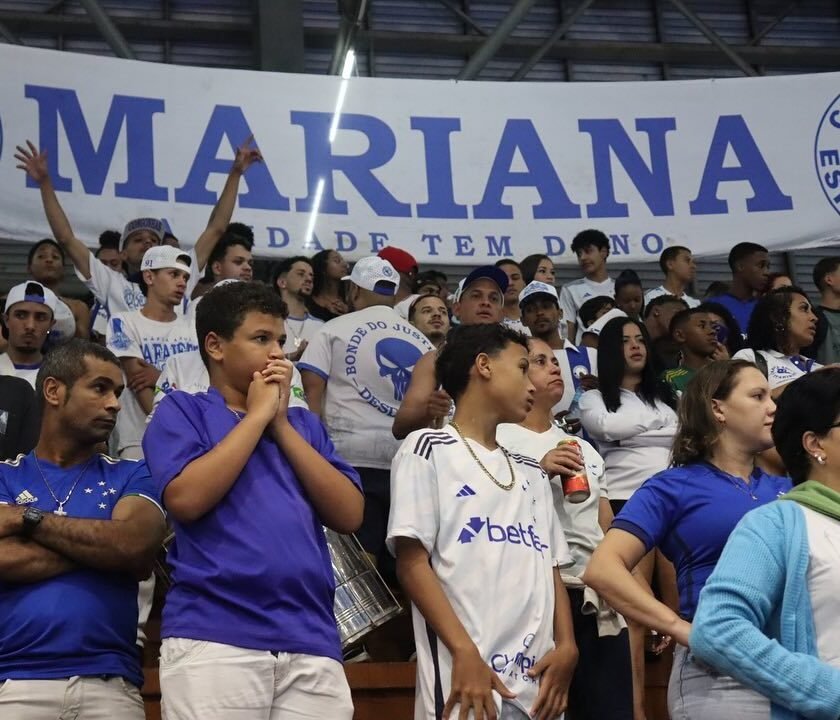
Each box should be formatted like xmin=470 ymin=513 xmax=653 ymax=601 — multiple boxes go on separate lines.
xmin=343 ymin=256 xmax=398 ymax=296
xmin=518 ymin=281 xmax=559 ymax=308
xmin=4 ymin=281 xmax=58 ymax=316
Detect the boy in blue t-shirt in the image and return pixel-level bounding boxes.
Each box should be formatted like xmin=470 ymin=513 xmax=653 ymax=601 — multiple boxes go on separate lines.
xmin=144 ymin=281 xmax=363 ymax=720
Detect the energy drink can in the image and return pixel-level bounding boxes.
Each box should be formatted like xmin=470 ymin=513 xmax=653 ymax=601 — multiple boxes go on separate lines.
xmin=557 ymin=438 xmax=591 ymax=504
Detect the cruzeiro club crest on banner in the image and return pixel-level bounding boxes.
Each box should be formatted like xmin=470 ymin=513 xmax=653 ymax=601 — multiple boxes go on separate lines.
xmin=815 ymin=93 xmax=840 ymax=216
xmin=343 ymin=318 xmax=431 ymax=417
xmin=109 ymin=318 xmax=132 ymax=351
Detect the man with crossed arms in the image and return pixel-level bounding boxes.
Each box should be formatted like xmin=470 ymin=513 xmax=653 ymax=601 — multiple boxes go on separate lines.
xmin=0 ymin=339 xmax=166 ymax=718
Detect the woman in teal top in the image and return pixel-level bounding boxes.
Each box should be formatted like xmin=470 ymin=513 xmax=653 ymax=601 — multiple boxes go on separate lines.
xmin=691 ymin=367 xmax=840 ymax=720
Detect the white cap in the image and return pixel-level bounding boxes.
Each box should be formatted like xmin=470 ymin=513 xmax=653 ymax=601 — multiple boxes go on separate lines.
xmin=140 ymin=246 xmax=192 ymax=276
xmin=342 ymin=256 xmax=398 ymax=296
xmin=583 ymin=307 xmax=628 ymax=337
xmin=4 ymin=281 xmax=58 ymax=315
xmin=518 ymin=281 xmax=559 ymax=308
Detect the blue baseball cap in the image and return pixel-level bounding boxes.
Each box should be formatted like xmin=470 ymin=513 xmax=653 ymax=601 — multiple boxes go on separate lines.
xmin=454 ymin=266 xmax=509 ymax=302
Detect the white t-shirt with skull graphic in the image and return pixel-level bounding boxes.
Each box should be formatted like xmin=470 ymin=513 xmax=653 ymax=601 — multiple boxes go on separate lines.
xmin=299 ymin=304 xmax=434 ymax=470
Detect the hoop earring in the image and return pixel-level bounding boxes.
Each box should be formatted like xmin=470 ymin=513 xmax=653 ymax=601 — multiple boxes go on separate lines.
xmin=814 ymin=454 xmax=827 ymax=466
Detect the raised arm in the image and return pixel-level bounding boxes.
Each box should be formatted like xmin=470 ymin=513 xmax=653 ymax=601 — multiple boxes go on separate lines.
xmin=192 ymin=136 xmax=263 ymax=270
xmin=15 ymin=141 xmax=92 ymax=279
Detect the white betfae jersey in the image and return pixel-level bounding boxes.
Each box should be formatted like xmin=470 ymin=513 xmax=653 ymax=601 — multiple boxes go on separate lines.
xmin=299 ymin=305 xmax=433 ymax=470
xmin=387 ymin=426 xmax=571 ymax=719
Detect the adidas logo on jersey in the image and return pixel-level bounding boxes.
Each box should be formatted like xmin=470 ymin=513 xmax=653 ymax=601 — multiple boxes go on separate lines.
xmin=457 ymin=516 xmax=546 ymax=553
xmin=15 ymin=490 xmax=38 ymax=505
xmin=456 ymin=484 xmax=476 ymax=498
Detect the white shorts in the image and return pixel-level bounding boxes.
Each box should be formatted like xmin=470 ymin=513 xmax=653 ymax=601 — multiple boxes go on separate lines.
xmin=159 ymin=638 xmax=354 ymax=720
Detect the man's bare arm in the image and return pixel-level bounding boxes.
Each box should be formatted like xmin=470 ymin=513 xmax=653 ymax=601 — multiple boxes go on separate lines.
xmin=392 ymin=351 xmax=439 ymax=439
xmin=15 ymin=141 xmax=92 ymax=279
xmin=30 ymin=496 xmax=167 ymax=579
xmin=192 ymin=137 xmax=263 ymax=270
xmin=0 ymin=535 xmax=76 ymax=584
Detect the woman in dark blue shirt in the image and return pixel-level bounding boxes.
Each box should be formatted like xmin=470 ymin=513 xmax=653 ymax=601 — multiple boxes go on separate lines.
xmin=585 ymin=359 xmax=791 ymax=720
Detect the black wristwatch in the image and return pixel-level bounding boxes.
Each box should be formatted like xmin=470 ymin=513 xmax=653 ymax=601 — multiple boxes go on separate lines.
xmin=21 ymin=507 xmax=44 ymax=538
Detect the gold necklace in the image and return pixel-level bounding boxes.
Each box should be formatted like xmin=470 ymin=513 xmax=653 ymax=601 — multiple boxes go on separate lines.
xmin=449 ymin=421 xmax=516 ymax=491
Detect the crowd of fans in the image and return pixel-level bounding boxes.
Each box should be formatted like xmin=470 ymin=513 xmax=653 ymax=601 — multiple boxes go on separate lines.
xmin=1 ymin=136 xmax=840 ymax=720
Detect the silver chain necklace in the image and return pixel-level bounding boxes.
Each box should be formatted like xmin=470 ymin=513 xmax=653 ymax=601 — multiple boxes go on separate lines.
xmin=33 ymin=455 xmax=94 ymax=516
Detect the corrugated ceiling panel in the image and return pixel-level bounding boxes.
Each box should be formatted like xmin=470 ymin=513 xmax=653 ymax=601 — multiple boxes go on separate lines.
xmin=570 ymin=61 xmax=662 ymax=82
xmin=302 ymin=1 xmax=342 ymax=28
xmin=370 ymin=0 xmax=462 ymax=33
xmin=659 ymin=3 xmax=752 ymax=44
xmin=372 ymin=53 xmax=465 ymax=80
xmin=565 ymin=4 xmax=658 ymax=43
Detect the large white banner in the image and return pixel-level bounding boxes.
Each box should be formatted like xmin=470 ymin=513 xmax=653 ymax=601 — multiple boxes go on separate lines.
xmin=1 ymin=44 xmax=839 ymax=265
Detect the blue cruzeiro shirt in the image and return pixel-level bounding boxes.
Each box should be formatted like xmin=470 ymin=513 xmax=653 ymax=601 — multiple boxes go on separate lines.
xmin=612 ymin=462 xmax=791 ymax=620
xmin=143 ymin=388 xmax=363 ymax=661
xmin=0 ymin=452 xmax=162 ymax=687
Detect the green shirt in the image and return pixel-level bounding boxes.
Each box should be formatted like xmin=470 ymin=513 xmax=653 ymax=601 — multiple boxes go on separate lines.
xmin=662 ymin=366 xmax=696 ymax=395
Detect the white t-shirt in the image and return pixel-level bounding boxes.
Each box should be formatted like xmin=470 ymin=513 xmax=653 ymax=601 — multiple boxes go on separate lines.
xmin=77 ymin=248 xmax=200 ymax=321
xmin=298 ymin=305 xmax=434 ymax=470
xmin=150 ymin=350 xmax=308 ymax=419
xmin=497 ymin=422 xmax=606 ymax=583
xmin=559 ymin=276 xmax=614 ymax=342
xmin=803 ymin=506 xmax=840 ymax=669
xmin=283 ymin=313 xmax=325 ymax=356
xmin=106 ymin=311 xmax=198 ymax=453
xmin=644 ymin=285 xmax=700 ymax=309
xmin=578 ymin=389 xmax=677 ymax=500
xmin=0 ymin=354 xmax=40 ymax=389
xmin=552 ymin=341 xmax=598 ymax=415
xmin=733 ymin=348 xmax=823 ymax=390
xmin=387 ymin=426 xmax=572 ymax=718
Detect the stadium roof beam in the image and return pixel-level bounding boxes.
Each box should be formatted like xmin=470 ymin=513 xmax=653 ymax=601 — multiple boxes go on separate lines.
xmin=457 ymin=0 xmax=539 ymax=80
xmin=328 ymin=0 xmax=368 ymax=75
xmin=510 ymin=0 xmax=597 ymax=81
xmin=77 ymin=0 xmax=135 ymax=60
xmin=255 ymin=0 xmax=305 ymax=72
xmin=1 ymin=11 xmax=839 ymax=70
xmin=666 ymin=0 xmax=757 ymax=76
xmin=434 ymin=0 xmax=490 ymax=36
xmin=749 ymin=0 xmax=799 ymax=45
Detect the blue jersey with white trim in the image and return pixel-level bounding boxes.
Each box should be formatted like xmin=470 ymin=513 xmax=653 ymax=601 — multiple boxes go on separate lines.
xmin=0 ymin=452 xmax=162 ymax=687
